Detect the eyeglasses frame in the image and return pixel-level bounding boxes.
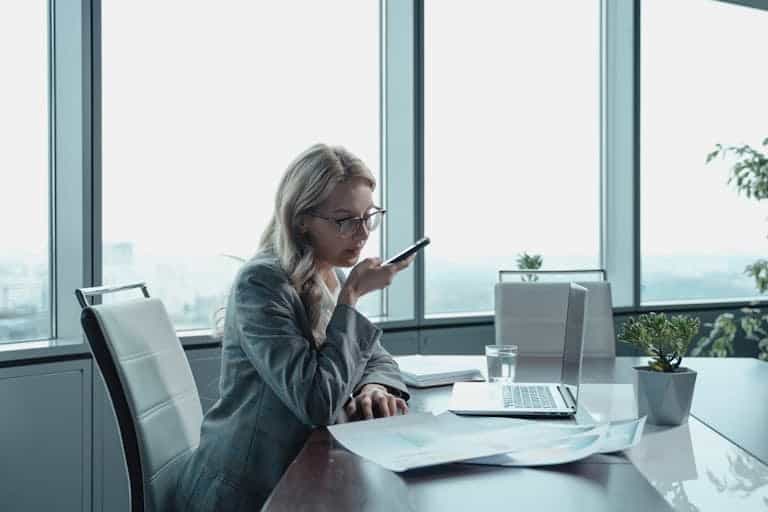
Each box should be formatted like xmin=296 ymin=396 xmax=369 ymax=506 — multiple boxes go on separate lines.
xmin=306 ymin=207 xmax=387 ymax=237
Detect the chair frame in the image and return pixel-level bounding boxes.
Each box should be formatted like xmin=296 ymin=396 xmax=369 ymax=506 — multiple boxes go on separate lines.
xmin=76 ymin=282 xmax=152 ymax=512
xmin=498 ymin=269 xmax=606 ymax=282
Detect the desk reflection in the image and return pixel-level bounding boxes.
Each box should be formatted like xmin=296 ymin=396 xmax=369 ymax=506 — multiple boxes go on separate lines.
xmin=628 ymin=419 xmax=768 ymax=511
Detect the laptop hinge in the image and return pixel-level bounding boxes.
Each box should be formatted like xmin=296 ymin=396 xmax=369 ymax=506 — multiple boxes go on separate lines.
xmin=557 ymin=385 xmax=577 ymax=410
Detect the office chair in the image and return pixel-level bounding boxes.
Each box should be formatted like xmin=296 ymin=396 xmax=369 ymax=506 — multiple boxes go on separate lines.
xmin=496 ymin=270 xmax=617 ymax=358
xmin=76 ymin=283 xmax=203 ymax=512
xmin=574 ymin=281 xmax=616 ymax=358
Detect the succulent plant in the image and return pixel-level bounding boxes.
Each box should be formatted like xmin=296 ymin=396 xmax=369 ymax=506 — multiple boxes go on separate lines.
xmin=618 ymin=312 xmax=700 ymax=372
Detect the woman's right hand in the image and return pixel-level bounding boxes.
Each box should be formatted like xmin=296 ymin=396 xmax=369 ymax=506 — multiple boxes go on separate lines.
xmin=339 ymin=256 xmax=415 ymax=306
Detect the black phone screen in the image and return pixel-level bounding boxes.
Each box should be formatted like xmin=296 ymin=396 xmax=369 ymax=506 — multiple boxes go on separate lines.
xmin=384 ymin=237 xmax=431 ymax=265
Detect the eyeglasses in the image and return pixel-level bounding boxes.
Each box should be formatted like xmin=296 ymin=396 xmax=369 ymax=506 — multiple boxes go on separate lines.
xmin=307 ymin=208 xmax=387 ymax=237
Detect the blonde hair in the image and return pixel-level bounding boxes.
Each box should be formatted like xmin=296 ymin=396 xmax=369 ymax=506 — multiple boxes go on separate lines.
xmin=258 ymin=143 xmax=376 ymax=341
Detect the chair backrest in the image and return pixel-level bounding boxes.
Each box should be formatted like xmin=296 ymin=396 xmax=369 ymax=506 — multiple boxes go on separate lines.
xmin=494 ymin=282 xmax=574 ymax=356
xmin=77 ymin=286 xmax=203 ymax=512
xmin=494 ymin=279 xmax=617 ymax=358
xmin=574 ymin=281 xmax=616 ymax=358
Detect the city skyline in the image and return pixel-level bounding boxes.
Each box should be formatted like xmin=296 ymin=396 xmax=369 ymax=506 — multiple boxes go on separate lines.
xmin=3 ymin=239 xmax=767 ymax=344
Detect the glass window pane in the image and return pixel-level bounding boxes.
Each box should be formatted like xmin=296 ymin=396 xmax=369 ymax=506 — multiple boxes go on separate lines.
xmin=424 ymin=0 xmax=601 ymax=316
xmin=102 ymin=1 xmax=381 ymax=329
xmin=0 ymin=1 xmax=50 ymax=343
xmin=641 ymin=0 xmax=768 ymax=304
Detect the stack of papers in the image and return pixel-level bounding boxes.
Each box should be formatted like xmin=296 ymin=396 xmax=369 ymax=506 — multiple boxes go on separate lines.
xmin=464 ymin=416 xmax=646 ymax=467
xmin=328 ymin=412 xmax=646 ymax=472
xmin=395 ymin=355 xmax=485 ymax=388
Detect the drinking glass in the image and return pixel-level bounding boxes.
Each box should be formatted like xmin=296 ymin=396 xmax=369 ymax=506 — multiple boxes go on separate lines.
xmin=485 ymin=344 xmax=518 ymax=383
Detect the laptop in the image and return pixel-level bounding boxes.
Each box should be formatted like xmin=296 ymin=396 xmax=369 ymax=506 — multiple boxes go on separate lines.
xmin=449 ymin=282 xmax=588 ymax=417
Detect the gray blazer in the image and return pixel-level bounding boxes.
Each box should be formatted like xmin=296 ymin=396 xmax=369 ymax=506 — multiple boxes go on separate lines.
xmin=174 ymin=252 xmax=409 ymax=511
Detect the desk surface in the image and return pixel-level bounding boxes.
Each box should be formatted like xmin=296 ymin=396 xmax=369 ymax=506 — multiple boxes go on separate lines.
xmin=263 ymin=357 xmax=768 ymax=512
xmin=685 ymin=357 xmax=768 ymax=464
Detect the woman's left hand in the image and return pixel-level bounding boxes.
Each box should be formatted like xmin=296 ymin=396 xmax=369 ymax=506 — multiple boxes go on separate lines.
xmin=345 ymin=384 xmax=408 ymax=420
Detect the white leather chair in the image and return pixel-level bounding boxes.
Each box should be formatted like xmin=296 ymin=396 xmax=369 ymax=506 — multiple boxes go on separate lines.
xmin=495 ymin=270 xmax=616 ymax=358
xmin=575 ymin=281 xmax=616 ymax=358
xmin=76 ymin=283 xmax=203 ymax=512
xmin=495 ymin=282 xmax=573 ymax=356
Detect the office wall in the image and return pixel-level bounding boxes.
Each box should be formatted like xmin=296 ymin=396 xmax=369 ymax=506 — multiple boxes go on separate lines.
xmin=0 ymin=360 xmax=92 ymax=512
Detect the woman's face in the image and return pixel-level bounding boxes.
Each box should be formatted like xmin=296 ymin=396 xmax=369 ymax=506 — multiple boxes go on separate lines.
xmin=303 ymin=178 xmax=375 ymax=269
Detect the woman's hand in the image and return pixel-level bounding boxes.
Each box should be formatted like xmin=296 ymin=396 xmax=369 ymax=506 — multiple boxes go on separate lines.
xmin=344 ymin=384 xmax=409 ymax=420
xmin=339 ymin=255 xmax=415 ymax=306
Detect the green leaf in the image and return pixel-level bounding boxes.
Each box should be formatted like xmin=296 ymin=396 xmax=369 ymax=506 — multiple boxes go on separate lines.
xmin=516 ymin=252 xmax=543 ymax=272
xmin=618 ymin=312 xmax=700 ymax=371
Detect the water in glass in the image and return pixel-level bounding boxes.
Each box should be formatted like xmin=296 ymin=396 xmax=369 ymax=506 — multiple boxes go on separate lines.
xmin=486 ymin=345 xmax=518 ymax=383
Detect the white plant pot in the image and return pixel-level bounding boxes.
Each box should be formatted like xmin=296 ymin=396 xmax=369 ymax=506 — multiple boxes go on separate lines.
xmin=634 ymin=366 xmax=697 ymax=426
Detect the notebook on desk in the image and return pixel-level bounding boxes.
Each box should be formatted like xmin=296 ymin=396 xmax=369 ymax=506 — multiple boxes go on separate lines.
xmin=449 ymin=283 xmax=587 ymax=417
xmin=395 ymin=355 xmax=485 ymax=388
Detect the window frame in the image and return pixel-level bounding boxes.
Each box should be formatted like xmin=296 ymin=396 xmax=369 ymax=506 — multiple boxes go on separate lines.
xmin=53 ymin=0 xmax=96 ymax=346
xmin=636 ymin=0 xmax=768 ymax=309
xmin=8 ymin=0 xmax=768 ymax=360
xmin=0 ymin=0 xmax=97 ymax=359
xmin=418 ymin=0 xmax=610 ymax=322
xmin=98 ymin=0 xmax=387 ymax=341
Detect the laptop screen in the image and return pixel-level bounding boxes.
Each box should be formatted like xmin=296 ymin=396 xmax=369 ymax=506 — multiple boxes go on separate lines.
xmin=561 ymin=283 xmax=587 ymax=401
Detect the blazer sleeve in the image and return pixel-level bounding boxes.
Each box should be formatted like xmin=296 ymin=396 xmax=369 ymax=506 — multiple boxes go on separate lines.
xmin=332 ymin=268 xmax=410 ymax=401
xmin=353 ymin=342 xmax=410 ymax=401
xmin=234 ymin=265 xmax=381 ymax=426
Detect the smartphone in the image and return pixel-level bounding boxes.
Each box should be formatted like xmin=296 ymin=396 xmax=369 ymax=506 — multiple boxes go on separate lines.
xmin=384 ymin=237 xmax=431 ymax=265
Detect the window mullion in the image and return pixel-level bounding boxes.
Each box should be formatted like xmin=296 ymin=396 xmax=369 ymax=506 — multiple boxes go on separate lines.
xmin=603 ymin=0 xmax=637 ymax=308
xmin=382 ymin=0 xmax=418 ymax=324
xmin=52 ymin=0 xmax=94 ymax=341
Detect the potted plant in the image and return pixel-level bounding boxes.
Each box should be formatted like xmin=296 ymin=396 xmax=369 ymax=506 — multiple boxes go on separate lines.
xmin=691 ymin=139 xmax=768 ymax=361
xmin=618 ymin=312 xmax=701 ymax=426
xmin=516 ymin=252 xmax=543 ymax=282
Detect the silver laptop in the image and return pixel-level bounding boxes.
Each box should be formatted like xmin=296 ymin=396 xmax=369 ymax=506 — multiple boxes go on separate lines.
xmin=449 ymin=283 xmax=587 ymax=417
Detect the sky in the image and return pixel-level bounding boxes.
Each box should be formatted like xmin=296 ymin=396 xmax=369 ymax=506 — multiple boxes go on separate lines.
xmin=99 ymin=0 xmax=380 ymax=261
xmin=425 ymin=0 xmax=601 ymax=263
xmin=641 ymin=0 xmax=768 ymax=258
xmin=0 ymin=0 xmax=48 ymax=259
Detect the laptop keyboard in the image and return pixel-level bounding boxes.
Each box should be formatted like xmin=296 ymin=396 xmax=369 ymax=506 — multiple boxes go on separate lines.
xmin=502 ymin=385 xmax=557 ymax=409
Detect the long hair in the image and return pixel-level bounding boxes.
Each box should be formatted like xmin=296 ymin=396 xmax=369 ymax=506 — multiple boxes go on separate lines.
xmin=258 ymin=143 xmax=376 ymax=341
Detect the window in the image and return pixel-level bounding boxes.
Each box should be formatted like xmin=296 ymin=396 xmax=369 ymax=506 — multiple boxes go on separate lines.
xmin=424 ymin=0 xmax=602 ymax=316
xmin=102 ymin=1 xmax=381 ymax=329
xmin=0 ymin=1 xmax=50 ymax=343
xmin=641 ymin=0 xmax=768 ymax=304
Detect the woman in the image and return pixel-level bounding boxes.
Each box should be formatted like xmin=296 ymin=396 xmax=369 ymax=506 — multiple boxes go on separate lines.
xmin=174 ymin=144 xmax=414 ymax=511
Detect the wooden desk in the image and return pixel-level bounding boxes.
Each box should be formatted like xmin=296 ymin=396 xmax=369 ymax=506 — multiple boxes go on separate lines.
xmin=263 ymin=357 xmax=768 ymax=511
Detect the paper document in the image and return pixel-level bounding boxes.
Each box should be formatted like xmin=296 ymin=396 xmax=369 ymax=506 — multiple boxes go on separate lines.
xmin=464 ymin=416 xmax=646 ymax=467
xmin=328 ymin=412 xmax=620 ymax=472
xmin=597 ymin=417 xmax=647 ymax=453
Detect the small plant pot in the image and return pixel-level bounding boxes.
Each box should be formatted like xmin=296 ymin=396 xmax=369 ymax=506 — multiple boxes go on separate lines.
xmin=634 ymin=366 xmax=697 ymax=426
